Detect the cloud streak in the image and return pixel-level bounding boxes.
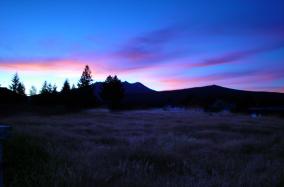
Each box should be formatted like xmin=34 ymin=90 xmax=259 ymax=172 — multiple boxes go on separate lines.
xmin=0 ymin=58 xmax=87 ymax=73
xmin=158 ymin=68 xmax=284 ymax=92
xmin=109 ymin=25 xmax=284 ymax=72
xmin=188 ymin=42 xmax=284 ymax=68
xmin=110 ymin=25 xmax=188 ymax=69
xmin=1 ymin=24 xmax=284 ymax=92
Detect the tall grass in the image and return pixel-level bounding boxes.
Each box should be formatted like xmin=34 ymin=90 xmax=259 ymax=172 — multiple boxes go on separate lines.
xmin=1 ymin=109 xmax=284 ymax=187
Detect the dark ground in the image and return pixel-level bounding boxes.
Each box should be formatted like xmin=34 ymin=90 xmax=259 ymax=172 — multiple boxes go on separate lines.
xmin=1 ymin=108 xmax=284 ymax=187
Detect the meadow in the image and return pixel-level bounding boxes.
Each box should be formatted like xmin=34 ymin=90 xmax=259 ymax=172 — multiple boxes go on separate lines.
xmin=1 ymin=108 xmax=284 ymax=187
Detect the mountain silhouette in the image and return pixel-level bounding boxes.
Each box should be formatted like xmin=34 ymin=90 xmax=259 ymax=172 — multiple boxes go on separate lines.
xmin=1 ymin=83 xmax=284 ymax=115
xmin=122 ymin=84 xmax=284 ymax=113
xmin=122 ymin=81 xmax=155 ymax=94
xmin=92 ymin=81 xmax=155 ymax=100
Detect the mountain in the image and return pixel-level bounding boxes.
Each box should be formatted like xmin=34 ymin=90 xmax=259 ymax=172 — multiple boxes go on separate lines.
xmin=92 ymin=81 xmax=155 ymax=100
xmin=2 ymin=83 xmax=284 ymax=115
xmin=122 ymin=85 xmax=284 ymax=113
xmin=122 ymin=81 xmax=155 ymax=94
xmin=92 ymin=82 xmax=284 ymax=110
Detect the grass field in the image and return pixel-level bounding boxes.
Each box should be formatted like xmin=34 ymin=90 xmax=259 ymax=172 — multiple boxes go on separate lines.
xmin=1 ymin=108 xmax=284 ymax=187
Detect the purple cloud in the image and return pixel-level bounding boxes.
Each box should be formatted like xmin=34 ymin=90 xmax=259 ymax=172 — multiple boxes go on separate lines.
xmin=111 ymin=25 xmax=188 ymax=69
xmin=188 ymin=42 xmax=284 ymax=68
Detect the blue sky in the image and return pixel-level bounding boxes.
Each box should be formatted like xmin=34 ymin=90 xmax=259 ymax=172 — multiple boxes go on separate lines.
xmin=0 ymin=0 xmax=284 ymax=93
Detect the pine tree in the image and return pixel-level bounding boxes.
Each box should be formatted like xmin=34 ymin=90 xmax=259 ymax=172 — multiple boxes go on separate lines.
xmin=9 ymin=73 xmax=20 ymax=92
xmin=47 ymin=83 xmax=53 ymax=93
xmin=40 ymin=81 xmax=54 ymax=95
xmin=61 ymin=79 xmax=71 ymax=93
xmin=78 ymin=65 xmax=93 ymax=88
xmin=30 ymin=86 xmax=37 ymax=96
xmin=71 ymin=84 xmax=76 ymax=90
xmin=40 ymin=81 xmax=49 ymax=94
xmin=52 ymin=84 xmax=57 ymax=94
xmin=17 ymin=82 xmax=26 ymax=96
xmin=9 ymin=73 xmax=26 ymax=95
xmin=101 ymin=75 xmax=124 ymax=109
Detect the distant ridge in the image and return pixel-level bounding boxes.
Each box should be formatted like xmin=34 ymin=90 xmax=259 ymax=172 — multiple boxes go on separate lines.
xmin=121 ymin=84 xmax=284 ymax=111
xmin=1 ymin=83 xmax=284 ymax=114
xmin=161 ymin=84 xmax=280 ymax=94
xmin=92 ymin=81 xmax=155 ymax=98
xmin=122 ymin=81 xmax=156 ymax=94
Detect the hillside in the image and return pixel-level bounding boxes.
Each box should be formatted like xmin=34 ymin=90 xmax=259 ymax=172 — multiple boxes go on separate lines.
xmin=122 ymin=84 xmax=284 ymax=112
xmin=2 ymin=83 xmax=284 ymax=114
xmin=92 ymin=81 xmax=155 ymax=101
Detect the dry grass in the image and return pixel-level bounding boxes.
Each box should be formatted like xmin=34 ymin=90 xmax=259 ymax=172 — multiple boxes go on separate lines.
xmin=1 ymin=108 xmax=284 ymax=187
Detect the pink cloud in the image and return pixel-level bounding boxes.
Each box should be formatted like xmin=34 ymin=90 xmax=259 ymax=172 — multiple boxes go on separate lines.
xmin=0 ymin=57 xmax=162 ymax=81
xmin=110 ymin=25 xmax=187 ymax=70
xmin=0 ymin=59 xmax=83 ymax=72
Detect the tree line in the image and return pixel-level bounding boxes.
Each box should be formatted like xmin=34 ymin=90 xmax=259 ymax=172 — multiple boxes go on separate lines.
xmin=6 ymin=65 xmax=124 ymax=109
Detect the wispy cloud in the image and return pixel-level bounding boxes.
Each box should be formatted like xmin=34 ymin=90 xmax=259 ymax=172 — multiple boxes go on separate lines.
xmin=109 ymin=24 xmax=284 ymax=72
xmin=242 ymin=86 xmax=284 ymax=93
xmin=0 ymin=58 xmax=86 ymax=73
xmin=110 ymin=25 xmax=188 ymax=69
xmin=158 ymin=68 xmax=284 ymax=91
xmin=188 ymin=42 xmax=284 ymax=68
xmin=1 ymin=22 xmax=284 ymax=92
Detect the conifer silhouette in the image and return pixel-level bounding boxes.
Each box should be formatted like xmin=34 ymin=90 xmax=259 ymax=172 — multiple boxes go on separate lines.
xmin=78 ymin=65 xmax=93 ymax=88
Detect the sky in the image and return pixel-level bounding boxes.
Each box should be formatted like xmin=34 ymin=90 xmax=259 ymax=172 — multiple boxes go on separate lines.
xmin=0 ymin=0 xmax=284 ymax=93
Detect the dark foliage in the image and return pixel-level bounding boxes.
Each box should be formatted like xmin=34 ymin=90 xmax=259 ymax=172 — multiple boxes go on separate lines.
xmin=9 ymin=73 xmax=26 ymax=96
xmin=101 ymin=75 xmax=124 ymax=109
xmin=52 ymin=84 xmax=57 ymax=94
xmin=78 ymin=65 xmax=93 ymax=88
xmin=62 ymin=85 xmax=97 ymax=108
xmin=30 ymin=84 xmax=96 ymax=108
xmin=0 ymin=88 xmax=27 ymax=104
xmin=61 ymin=79 xmax=71 ymax=94
xmin=24 ymin=67 xmax=97 ymax=109
xmin=40 ymin=81 xmax=53 ymax=95
xmin=29 ymin=86 xmax=37 ymax=96
xmin=17 ymin=82 xmax=26 ymax=96
xmin=0 ymin=87 xmax=27 ymax=116
xmin=9 ymin=73 xmax=20 ymax=92
xmin=2 ymin=67 xmax=284 ymax=116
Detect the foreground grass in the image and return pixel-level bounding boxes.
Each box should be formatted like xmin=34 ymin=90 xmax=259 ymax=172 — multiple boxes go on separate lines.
xmin=1 ymin=109 xmax=284 ymax=187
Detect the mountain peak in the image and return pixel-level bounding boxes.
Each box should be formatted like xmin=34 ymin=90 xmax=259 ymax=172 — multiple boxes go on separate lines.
xmin=122 ymin=82 xmax=155 ymax=94
xmin=207 ymin=84 xmax=224 ymax=88
xmin=93 ymin=81 xmax=155 ymax=95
